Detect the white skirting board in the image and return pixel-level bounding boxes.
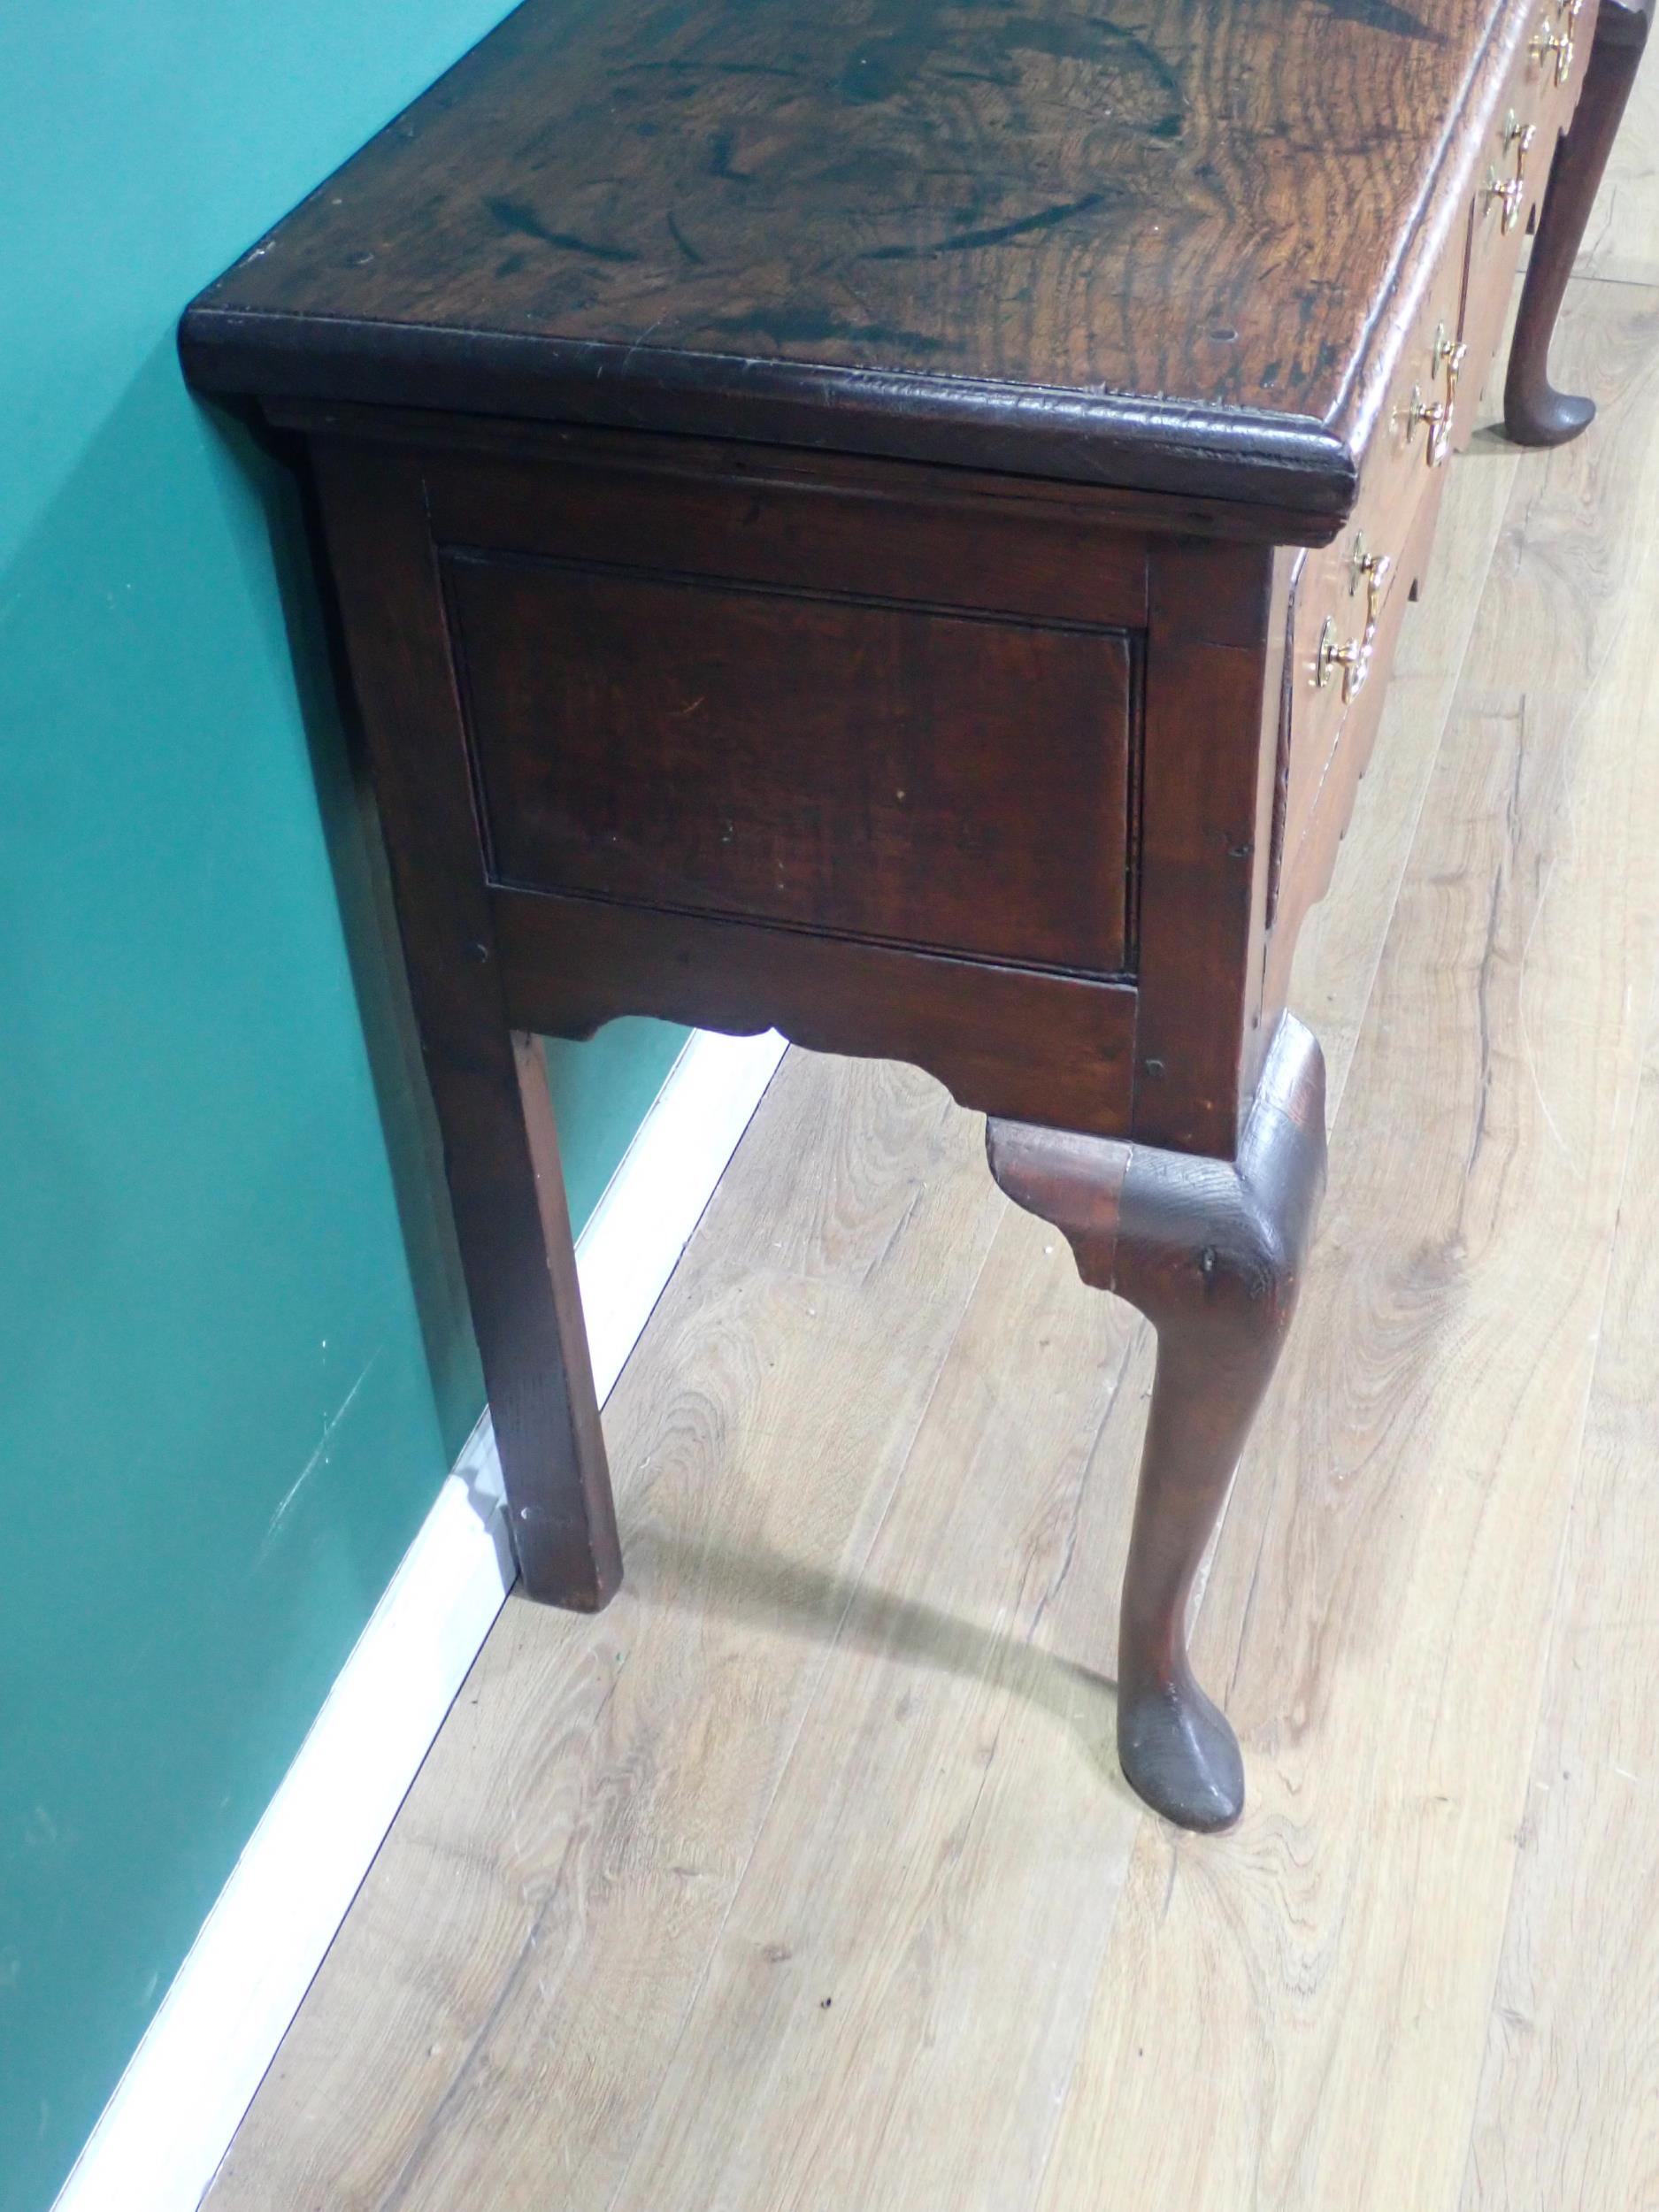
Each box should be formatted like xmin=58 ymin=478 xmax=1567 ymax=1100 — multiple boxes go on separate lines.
xmin=52 ymin=1025 xmax=787 ymax=2212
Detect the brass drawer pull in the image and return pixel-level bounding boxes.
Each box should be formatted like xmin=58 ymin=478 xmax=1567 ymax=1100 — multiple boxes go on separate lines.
xmin=1348 ymin=535 xmax=1393 ymax=634
xmin=1485 ymin=166 xmax=1526 ymax=232
xmin=1406 ymin=380 xmax=1453 ymax=465
xmin=1486 ymin=112 xmax=1539 ymax=233
xmin=1502 ymin=110 xmax=1540 ymax=178
xmin=1432 ymin=322 xmax=1469 ymax=406
xmin=1530 ymin=16 xmax=1574 ymax=83
xmin=1400 ymin=321 xmax=1465 ymax=466
xmin=1317 ymin=614 xmax=1371 ymax=703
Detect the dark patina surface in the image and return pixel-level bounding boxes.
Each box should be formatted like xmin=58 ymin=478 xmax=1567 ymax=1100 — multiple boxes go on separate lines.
xmin=183 ymin=0 xmax=1506 ymax=515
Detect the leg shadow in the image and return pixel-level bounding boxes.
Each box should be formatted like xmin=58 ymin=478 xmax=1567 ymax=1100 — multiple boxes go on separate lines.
xmin=623 ymin=1525 xmax=1129 ymax=1796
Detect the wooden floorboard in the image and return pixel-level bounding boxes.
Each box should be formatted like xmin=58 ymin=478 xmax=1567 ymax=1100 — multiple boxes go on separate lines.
xmin=208 ymin=279 xmax=1659 ymax=2212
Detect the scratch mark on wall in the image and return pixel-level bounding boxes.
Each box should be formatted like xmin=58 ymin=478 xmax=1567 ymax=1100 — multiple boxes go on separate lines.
xmin=260 ymin=1353 xmax=381 ymax=1555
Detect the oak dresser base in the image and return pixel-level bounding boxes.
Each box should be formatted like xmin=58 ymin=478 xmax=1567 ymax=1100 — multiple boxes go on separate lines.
xmin=180 ymin=0 xmax=1647 ymax=1831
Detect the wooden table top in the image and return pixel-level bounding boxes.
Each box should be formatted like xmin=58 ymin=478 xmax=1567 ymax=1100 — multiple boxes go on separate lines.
xmin=182 ymin=0 xmax=1520 ymax=520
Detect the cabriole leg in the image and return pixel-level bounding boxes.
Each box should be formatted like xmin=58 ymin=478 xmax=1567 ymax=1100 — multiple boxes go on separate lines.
xmin=988 ymin=1016 xmax=1326 ymax=1831
xmin=1505 ymin=0 xmax=1653 ymax=446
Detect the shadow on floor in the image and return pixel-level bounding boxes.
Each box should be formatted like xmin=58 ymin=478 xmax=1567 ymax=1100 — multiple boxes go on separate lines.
xmin=623 ymin=1526 xmax=1130 ymax=1795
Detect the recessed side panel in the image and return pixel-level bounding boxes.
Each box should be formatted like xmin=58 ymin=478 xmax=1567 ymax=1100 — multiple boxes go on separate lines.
xmin=444 ymin=548 xmax=1137 ymax=979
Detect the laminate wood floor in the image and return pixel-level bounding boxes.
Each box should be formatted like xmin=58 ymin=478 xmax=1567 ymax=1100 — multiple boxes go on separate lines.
xmin=207 ymin=144 xmax=1659 ymax=2212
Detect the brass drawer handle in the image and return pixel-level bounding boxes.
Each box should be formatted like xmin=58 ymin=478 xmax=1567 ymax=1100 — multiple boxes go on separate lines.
xmin=1317 ymin=614 xmax=1371 ymax=703
xmin=1486 ymin=166 xmax=1526 ymax=233
xmin=1432 ymin=322 xmax=1469 ymax=406
xmin=1531 ymin=16 xmax=1574 ymax=83
xmin=1348 ymin=535 xmax=1393 ymax=635
xmin=1502 ymin=110 xmax=1540 ymax=179
xmin=1406 ymin=380 xmax=1454 ymax=465
xmin=1486 ymin=113 xmax=1539 ymax=233
xmin=1398 ymin=320 xmax=1465 ymax=467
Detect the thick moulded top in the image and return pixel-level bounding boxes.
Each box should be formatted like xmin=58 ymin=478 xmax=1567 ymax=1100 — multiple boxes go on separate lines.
xmin=181 ymin=0 xmax=1517 ymax=526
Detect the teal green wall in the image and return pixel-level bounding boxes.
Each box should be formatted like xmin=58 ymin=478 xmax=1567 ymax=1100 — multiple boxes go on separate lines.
xmin=0 ymin=12 xmax=686 ymax=2208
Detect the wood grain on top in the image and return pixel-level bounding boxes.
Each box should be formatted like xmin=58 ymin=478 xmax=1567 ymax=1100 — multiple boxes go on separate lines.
xmin=182 ymin=0 xmax=1518 ymax=515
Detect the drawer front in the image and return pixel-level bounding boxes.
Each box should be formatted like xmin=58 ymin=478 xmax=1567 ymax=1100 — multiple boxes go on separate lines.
xmin=1275 ymin=315 xmax=1457 ymax=906
xmin=1272 ymin=189 xmax=1475 ymax=902
xmin=1372 ymin=261 xmax=1471 ymax=520
xmin=1459 ymin=0 xmax=1589 ymax=419
xmin=1274 ymin=0 xmax=1591 ymax=925
xmin=1272 ymin=522 xmax=1400 ymax=918
xmin=445 ymin=545 xmax=1138 ymax=978
xmin=1263 ymin=482 xmax=1441 ymax=1021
